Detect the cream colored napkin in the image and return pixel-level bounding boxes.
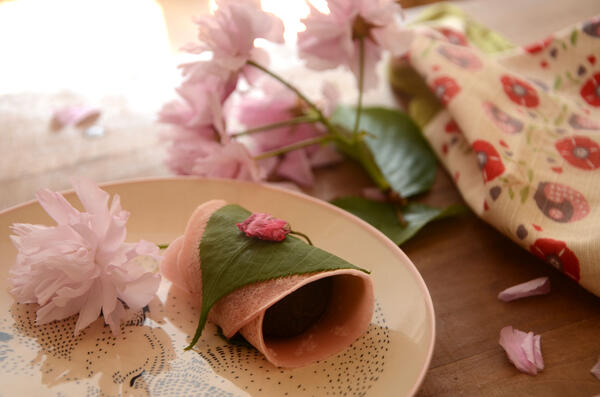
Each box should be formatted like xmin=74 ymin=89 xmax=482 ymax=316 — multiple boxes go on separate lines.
xmin=395 ymin=9 xmax=600 ymax=296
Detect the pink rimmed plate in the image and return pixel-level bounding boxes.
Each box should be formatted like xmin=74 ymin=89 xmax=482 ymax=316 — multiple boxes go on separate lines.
xmin=0 ymin=177 xmax=435 ymax=396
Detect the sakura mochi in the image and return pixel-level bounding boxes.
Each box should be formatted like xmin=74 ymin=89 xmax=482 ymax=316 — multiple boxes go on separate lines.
xmin=160 ymin=200 xmax=375 ymax=368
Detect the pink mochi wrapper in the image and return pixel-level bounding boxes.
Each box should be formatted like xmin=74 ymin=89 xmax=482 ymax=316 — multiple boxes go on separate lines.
xmin=160 ymin=199 xmax=375 ymax=368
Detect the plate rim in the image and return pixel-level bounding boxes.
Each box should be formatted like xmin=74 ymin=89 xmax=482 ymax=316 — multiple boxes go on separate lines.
xmin=0 ymin=175 xmax=436 ymax=396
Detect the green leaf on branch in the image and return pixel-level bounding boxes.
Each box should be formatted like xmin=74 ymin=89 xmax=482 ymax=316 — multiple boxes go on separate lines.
xmin=332 ymin=106 xmax=437 ymax=198
xmin=186 ymin=204 xmax=368 ymax=350
xmin=331 ymin=196 xmax=467 ymax=246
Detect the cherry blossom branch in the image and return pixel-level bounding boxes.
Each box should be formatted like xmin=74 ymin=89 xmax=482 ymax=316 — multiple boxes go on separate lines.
xmin=230 ymin=115 xmax=319 ymax=138
xmin=253 ymin=135 xmax=333 ymax=160
xmin=246 ymin=60 xmax=351 ymax=145
xmin=353 ymin=37 xmax=365 ymax=135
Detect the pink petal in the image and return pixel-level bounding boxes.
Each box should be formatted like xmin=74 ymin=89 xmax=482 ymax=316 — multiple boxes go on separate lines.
xmin=74 ymin=281 xmax=103 ymax=334
xmin=499 ymin=326 xmax=543 ymax=375
xmin=591 ymin=357 xmax=600 ymax=380
xmin=35 ymin=189 xmax=80 ymax=225
xmin=498 ymin=277 xmax=550 ymax=302
xmin=277 ymin=150 xmax=314 ymax=187
xmin=52 ymin=106 xmax=100 ymax=127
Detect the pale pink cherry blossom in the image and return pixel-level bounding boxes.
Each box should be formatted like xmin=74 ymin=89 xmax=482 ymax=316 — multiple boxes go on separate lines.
xmin=164 ymin=128 xmax=221 ymax=175
xmin=499 ymin=326 xmax=544 ymax=375
xmin=236 ymin=213 xmax=291 ymax=241
xmin=192 ymin=141 xmax=261 ymax=181
xmin=298 ymin=0 xmax=404 ymax=89
xmin=159 ymin=74 xmax=235 ymax=137
xmin=181 ymin=0 xmax=284 ymax=84
xmin=8 ymin=179 xmax=161 ymax=336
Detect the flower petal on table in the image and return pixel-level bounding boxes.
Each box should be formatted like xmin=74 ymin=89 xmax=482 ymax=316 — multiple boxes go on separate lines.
xmin=52 ymin=105 xmax=100 ymax=127
xmin=498 ymin=277 xmax=550 ymax=302
xmin=591 ymin=357 xmax=600 ymax=380
xmin=499 ymin=326 xmax=543 ymax=375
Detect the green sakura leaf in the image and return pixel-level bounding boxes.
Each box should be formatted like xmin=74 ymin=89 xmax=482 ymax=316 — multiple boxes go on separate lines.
xmin=508 ymin=187 xmax=515 ymax=200
xmin=331 ymin=197 xmax=467 ymax=246
xmin=186 ymin=204 xmax=368 ymax=350
xmin=332 ymin=106 xmax=437 ymax=198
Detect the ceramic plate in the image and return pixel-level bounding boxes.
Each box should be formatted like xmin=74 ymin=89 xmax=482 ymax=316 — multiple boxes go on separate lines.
xmin=0 ymin=178 xmax=435 ymax=396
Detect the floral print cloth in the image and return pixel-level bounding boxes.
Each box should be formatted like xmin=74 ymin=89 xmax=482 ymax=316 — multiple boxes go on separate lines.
xmin=398 ymin=10 xmax=600 ymax=296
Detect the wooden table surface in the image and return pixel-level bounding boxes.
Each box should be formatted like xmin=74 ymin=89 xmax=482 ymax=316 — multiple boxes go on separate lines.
xmin=2 ymin=0 xmax=600 ymax=396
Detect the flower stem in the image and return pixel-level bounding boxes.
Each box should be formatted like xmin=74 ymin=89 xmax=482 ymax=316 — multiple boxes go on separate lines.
xmin=289 ymin=230 xmax=313 ymax=245
xmin=230 ymin=115 xmax=319 ymax=138
xmin=353 ymin=37 xmax=365 ymax=135
xmin=247 ymin=60 xmax=323 ymax=116
xmin=158 ymin=243 xmax=169 ymax=249
xmin=254 ymin=135 xmax=332 ymax=160
xmin=246 ymin=60 xmax=351 ymax=145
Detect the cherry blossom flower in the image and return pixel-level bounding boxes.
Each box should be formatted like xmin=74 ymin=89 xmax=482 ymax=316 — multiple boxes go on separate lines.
xmin=236 ymin=213 xmax=290 ymax=241
xmin=499 ymin=326 xmax=544 ymax=375
xmin=159 ymin=75 xmax=235 ymax=137
xmin=297 ymin=0 xmax=404 ymax=89
xmin=181 ymin=0 xmax=283 ymax=83
xmin=497 ymin=277 xmax=551 ymax=302
xmin=192 ymin=141 xmax=261 ymax=181
xmin=8 ymin=179 xmax=161 ymax=336
xmin=164 ymin=129 xmax=222 ymax=175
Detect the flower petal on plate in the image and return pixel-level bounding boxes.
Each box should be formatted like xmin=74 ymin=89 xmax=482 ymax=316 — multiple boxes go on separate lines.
xmin=499 ymin=325 xmax=543 ymax=375
xmin=498 ymin=277 xmax=550 ymax=302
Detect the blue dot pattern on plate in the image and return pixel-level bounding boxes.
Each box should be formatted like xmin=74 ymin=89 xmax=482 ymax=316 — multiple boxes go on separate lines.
xmin=0 ymin=288 xmax=390 ymax=396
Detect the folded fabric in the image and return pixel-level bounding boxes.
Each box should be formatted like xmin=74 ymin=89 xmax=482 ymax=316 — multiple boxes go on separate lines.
xmin=160 ymin=200 xmax=374 ymax=368
xmin=391 ymin=4 xmax=600 ymax=297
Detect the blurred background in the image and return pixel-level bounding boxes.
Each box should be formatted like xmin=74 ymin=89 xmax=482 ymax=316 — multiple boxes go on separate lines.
xmin=1 ymin=0 xmax=597 ymax=209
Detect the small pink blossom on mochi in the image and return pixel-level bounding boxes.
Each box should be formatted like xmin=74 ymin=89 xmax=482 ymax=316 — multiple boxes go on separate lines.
xmin=8 ymin=179 xmax=161 ymax=336
xmin=236 ymin=213 xmax=291 ymax=241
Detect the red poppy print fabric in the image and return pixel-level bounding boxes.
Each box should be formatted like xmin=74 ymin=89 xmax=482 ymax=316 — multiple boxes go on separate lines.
xmin=500 ymin=75 xmax=539 ymax=107
xmin=530 ymin=238 xmax=580 ymax=281
xmin=472 ymin=140 xmax=505 ymax=182
xmin=580 ymin=73 xmax=600 ymax=107
xmin=555 ymin=136 xmax=600 ymax=170
xmin=431 ymin=76 xmax=460 ymax=105
xmin=399 ymin=14 xmax=600 ymax=297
